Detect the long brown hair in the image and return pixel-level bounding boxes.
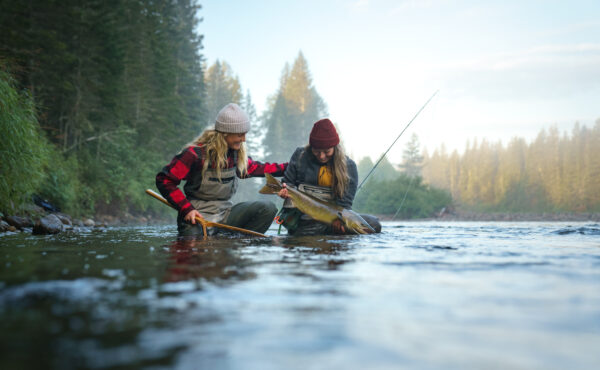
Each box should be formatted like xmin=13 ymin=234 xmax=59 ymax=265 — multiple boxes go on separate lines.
xmin=185 ymin=130 xmax=248 ymax=179
xmin=306 ymin=143 xmax=349 ymax=199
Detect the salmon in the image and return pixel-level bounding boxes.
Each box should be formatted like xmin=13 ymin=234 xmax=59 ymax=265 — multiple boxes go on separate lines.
xmin=259 ymin=173 xmax=375 ymax=234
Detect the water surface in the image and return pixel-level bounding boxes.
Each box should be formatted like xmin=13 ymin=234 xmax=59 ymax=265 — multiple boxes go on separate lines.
xmin=1 ymin=221 xmax=599 ymax=369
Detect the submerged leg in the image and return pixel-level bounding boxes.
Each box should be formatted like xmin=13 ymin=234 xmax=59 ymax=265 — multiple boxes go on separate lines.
xmin=359 ymin=214 xmax=382 ymax=233
xmin=177 ymin=213 xmax=206 ymax=237
xmin=225 ymin=201 xmax=277 ymax=234
xmin=290 ymin=218 xmax=330 ymax=236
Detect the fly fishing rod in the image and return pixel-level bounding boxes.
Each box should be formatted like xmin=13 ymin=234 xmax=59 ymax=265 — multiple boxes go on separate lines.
xmin=357 ymin=90 xmax=439 ymax=191
xmin=392 ymin=174 xmax=416 ymax=220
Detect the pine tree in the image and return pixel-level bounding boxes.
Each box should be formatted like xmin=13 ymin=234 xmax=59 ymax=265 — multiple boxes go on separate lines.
xmin=400 ymin=133 xmax=424 ymax=177
xmin=204 ymin=60 xmax=243 ymax=125
xmin=262 ymin=52 xmax=327 ymax=161
xmin=242 ymin=90 xmax=264 ymax=158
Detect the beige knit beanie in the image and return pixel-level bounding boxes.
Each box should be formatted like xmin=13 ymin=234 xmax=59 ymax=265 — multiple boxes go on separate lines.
xmin=215 ymin=103 xmax=250 ymax=133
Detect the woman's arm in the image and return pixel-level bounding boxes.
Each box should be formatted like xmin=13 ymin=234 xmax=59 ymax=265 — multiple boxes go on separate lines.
xmin=155 ymin=146 xmax=199 ymax=218
xmin=245 ymin=157 xmax=287 ymax=178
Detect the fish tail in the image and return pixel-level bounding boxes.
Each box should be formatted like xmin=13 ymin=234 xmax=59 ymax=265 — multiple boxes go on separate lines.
xmin=259 ymin=173 xmax=282 ymax=194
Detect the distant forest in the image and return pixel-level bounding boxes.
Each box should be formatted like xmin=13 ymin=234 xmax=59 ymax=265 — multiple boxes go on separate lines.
xmin=1 ymin=1 xmax=597 ymax=218
xmin=422 ymin=122 xmax=600 ymax=213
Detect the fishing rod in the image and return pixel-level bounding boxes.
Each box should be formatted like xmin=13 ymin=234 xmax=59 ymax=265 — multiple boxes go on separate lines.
xmin=357 ymin=89 xmax=439 ymax=191
xmin=392 ymin=174 xmax=416 ymax=220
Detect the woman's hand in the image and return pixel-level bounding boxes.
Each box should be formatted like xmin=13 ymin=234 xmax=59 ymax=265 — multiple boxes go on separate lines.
xmin=278 ymin=183 xmax=290 ymax=199
xmin=184 ymin=210 xmax=203 ymax=224
xmin=332 ymin=219 xmax=346 ymax=234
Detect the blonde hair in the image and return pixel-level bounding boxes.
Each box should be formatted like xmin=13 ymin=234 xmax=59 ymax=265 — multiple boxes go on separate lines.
xmin=306 ymin=143 xmax=349 ymax=199
xmin=186 ymin=130 xmax=248 ymax=180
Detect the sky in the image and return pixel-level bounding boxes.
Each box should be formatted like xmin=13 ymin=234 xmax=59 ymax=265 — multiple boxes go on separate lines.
xmin=199 ymin=0 xmax=600 ymax=163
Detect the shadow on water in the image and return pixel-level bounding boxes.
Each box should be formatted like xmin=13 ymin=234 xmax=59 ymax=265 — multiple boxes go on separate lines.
xmin=552 ymin=224 xmax=600 ymax=235
xmin=162 ymin=232 xmax=358 ymax=281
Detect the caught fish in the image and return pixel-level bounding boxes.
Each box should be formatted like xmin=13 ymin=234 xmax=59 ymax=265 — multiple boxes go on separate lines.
xmin=260 ymin=173 xmax=375 ymax=234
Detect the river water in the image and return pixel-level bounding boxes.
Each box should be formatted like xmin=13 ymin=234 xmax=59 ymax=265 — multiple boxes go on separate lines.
xmin=1 ymin=221 xmax=599 ymax=369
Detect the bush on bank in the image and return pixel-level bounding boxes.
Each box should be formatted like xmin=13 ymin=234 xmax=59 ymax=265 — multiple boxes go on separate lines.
xmin=354 ymin=175 xmax=453 ymax=219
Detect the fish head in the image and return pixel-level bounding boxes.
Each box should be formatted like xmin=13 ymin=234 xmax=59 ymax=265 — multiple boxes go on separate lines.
xmin=340 ymin=209 xmax=376 ymax=234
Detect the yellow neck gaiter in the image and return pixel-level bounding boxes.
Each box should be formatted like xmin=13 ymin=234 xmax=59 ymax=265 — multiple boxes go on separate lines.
xmin=318 ymin=165 xmax=333 ymax=187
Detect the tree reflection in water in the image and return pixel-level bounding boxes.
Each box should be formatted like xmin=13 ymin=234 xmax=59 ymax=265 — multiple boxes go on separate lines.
xmin=163 ymin=234 xmax=359 ymax=283
xmin=164 ymin=236 xmax=258 ymax=283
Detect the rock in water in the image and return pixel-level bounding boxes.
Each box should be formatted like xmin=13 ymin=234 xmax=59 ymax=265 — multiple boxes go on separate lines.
xmin=5 ymin=216 xmax=33 ymax=229
xmin=33 ymin=214 xmax=63 ymax=235
xmin=0 ymin=220 xmax=10 ymax=232
xmin=54 ymin=212 xmax=73 ymax=226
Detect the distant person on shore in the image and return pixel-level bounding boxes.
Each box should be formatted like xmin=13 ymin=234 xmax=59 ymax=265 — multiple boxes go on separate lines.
xmin=156 ymin=103 xmax=287 ymax=236
xmin=276 ymin=118 xmax=381 ymax=235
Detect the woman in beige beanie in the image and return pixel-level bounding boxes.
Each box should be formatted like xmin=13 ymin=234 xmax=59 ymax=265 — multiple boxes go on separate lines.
xmin=156 ymin=103 xmax=287 ymax=236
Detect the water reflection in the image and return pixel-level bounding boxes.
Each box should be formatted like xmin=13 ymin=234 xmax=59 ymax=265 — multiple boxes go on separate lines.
xmin=163 ymin=236 xmax=257 ymax=283
xmin=275 ymin=235 xmax=358 ymax=272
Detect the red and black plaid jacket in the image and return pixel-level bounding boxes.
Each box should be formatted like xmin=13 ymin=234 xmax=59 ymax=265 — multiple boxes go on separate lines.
xmin=156 ymin=145 xmax=287 ymax=217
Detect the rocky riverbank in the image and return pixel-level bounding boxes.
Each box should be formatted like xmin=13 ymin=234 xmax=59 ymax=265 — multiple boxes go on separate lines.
xmin=0 ymin=203 xmax=171 ymax=235
xmin=1 ymin=210 xmax=100 ymax=235
xmin=4 ymin=203 xmax=599 ymax=236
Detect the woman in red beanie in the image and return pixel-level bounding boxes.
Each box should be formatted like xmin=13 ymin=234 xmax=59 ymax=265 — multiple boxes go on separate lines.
xmin=277 ymin=118 xmax=381 ymax=235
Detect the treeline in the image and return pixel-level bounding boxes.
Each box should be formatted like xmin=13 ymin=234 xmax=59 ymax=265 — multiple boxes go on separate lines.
xmin=422 ymin=121 xmax=600 ymax=213
xmin=0 ymin=0 xmax=329 ymax=217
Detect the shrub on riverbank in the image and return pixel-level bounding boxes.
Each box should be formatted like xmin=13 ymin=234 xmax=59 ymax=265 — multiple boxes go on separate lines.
xmin=1 ymin=65 xmax=83 ymax=216
xmin=0 ymin=67 xmax=49 ymax=214
xmin=354 ymin=175 xmax=453 ymax=218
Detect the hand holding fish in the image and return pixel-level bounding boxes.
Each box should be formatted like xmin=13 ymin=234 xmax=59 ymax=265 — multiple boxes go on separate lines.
xmin=260 ymin=174 xmax=375 ymax=234
xmin=278 ymin=183 xmax=289 ymax=199
xmin=332 ymin=219 xmax=345 ymax=234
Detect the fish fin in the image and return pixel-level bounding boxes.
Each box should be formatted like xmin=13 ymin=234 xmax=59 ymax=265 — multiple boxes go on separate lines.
xmin=348 ymin=226 xmax=359 ymax=234
xmin=362 ymin=221 xmax=376 ymax=234
xmin=259 ymin=173 xmax=282 ymax=194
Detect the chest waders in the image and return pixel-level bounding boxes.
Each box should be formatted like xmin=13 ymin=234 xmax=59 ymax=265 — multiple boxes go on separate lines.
xmin=277 ymin=183 xmax=334 ymax=234
xmin=184 ymin=150 xmax=239 ymax=224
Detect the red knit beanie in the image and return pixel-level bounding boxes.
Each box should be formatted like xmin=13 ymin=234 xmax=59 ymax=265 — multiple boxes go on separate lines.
xmin=309 ymin=118 xmax=340 ymax=149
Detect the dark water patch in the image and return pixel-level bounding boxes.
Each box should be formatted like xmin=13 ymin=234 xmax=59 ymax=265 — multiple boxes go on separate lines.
xmin=553 ymin=226 xmax=600 ymax=235
xmin=56 ymin=337 xmax=186 ymax=370
xmin=160 ymin=239 xmax=258 ymax=285
xmin=0 ymin=278 xmax=121 ymax=310
xmin=382 ymin=260 xmax=551 ymax=270
xmin=383 ymin=224 xmax=406 ymax=229
xmin=405 ymin=244 xmax=458 ymax=251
